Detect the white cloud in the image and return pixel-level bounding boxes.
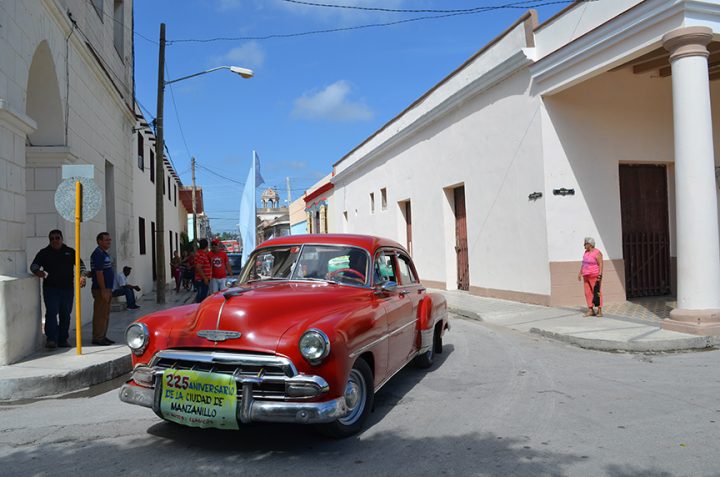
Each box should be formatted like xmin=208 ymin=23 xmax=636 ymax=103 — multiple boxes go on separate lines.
xmin=218 ymin=41 xmax=265 ymax=69
xmin=292 ymin=80 xmax=373 ymax=122
xmin=216 ymin=0 xmax=242 ymax=11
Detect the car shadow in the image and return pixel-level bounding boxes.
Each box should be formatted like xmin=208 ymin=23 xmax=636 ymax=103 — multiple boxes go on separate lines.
xmin=368 ymin=343 xmax=455 ymax=427
xmin=146 ymin=344 xmax=455 ymax=446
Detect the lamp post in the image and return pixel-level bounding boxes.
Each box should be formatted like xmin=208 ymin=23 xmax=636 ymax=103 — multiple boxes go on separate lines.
xmin=154 ymin=22 xmax=253 ymax=304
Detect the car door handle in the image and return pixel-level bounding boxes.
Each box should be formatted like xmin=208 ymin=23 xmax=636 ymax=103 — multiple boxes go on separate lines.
xmin=417 ymin=287 xmax=426 ymax=294
xmin=398 ymin=290 xmax=408 ymax=297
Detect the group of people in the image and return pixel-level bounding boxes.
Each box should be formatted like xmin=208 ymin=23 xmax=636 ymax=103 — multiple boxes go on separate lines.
xmin=170 ymin=239 xmax=233 ymax=303
xmin=31 ymin=231 xmax=141 ymax=349
xmin=30 ymin=227 xmax=604 ymax=350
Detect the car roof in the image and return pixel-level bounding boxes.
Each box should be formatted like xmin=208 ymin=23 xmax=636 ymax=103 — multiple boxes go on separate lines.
xmin=258 ymin=234 xmax=407 ymax=254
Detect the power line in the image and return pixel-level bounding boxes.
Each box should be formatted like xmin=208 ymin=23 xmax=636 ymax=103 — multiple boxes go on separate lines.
xmin=135 ymin=99 xmax=155 ymax=124
xmin=168 ymin=0 xmax=586 ymax=44
xmin=196 ymin=163 xmax=247 ymax=186
xmin=165 ymin=62 xmax=193 ymax=168
xmin=281 ymin=0 xmax=539 ymax=13
xmin=84 ymin=0 xmax=158 ymax=45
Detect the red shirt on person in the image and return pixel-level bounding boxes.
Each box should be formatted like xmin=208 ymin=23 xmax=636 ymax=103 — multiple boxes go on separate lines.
xmin=210 ymin=250 xmax=229 ymax=279
xmin=194 ymin=249 xmax=211 ymax=282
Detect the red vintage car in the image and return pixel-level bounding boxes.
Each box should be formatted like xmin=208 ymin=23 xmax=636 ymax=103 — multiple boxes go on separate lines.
xmin=119 ymin=234 xmax=449 ymax=437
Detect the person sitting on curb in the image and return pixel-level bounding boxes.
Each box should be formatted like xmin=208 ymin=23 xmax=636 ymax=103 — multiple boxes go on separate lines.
xmin=112 ymin=266 xmax=141 ymax=310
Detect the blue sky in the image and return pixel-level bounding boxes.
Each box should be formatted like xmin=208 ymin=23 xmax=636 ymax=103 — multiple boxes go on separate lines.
xmin=133 ymin=0 xmax=573 ymax=232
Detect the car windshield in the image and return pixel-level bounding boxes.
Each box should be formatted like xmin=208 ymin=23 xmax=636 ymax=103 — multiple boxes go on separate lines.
xmin=239 ymin=244 xmax=370 ymax=286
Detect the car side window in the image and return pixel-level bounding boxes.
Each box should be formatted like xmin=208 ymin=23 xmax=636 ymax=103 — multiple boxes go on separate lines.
xmin=373 ymin=251 xmax=397 ymax=285
xmin=397 ymin=254 xmax=418 ymax=285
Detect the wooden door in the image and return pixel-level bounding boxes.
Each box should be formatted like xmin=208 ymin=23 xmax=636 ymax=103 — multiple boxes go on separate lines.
xmin=454 ymin=187 xmax=469 ymax=291
xmin=405 ymin=201 xmax=413 ymax=255
xmin=619 ymin=164 xmax=671 ymax=297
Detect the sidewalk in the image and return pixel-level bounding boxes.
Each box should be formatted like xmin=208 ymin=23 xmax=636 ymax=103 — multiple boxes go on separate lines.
xmin=1 ymin=288 xmax=718 ymax=402
xmin=0 ymin=288 xmax=194 ymax=401
xmin=438 ymin=289 xmax=720 ymax=353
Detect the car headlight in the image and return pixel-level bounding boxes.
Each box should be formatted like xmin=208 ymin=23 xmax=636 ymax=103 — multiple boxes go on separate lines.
xmin=125 ymin=323 xmax=149 ymax=356
xmin=299 ymin=329 xmax=330 ymax=364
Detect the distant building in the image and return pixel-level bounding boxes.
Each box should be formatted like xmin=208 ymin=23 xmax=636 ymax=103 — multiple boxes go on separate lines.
xmin=132 ymin=106 xmax=188 ymax=292
xmin=289 ymin=173 xmax=333 ymax=234
xmin=179 ymin=186 xmax=205 ymax=241
xmin=257 ymin=188 xmax=289 ymax=242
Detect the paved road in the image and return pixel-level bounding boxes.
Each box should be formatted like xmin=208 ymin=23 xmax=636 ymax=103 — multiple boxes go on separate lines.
xmin=1 ymin=316 xmax=718 ymax=476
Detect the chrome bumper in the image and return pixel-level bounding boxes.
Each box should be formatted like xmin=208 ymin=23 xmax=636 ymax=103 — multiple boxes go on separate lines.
xmin=119 ymin=383 xmax=348 ymax=425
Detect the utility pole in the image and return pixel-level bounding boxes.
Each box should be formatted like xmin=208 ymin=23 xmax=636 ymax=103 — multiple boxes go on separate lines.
xmin=191 ymin=156 xmax=198 ymax=248
xmin=154 ymin=23 xmax=167 ymax=304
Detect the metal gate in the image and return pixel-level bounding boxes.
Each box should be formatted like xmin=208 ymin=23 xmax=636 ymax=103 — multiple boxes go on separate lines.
xmin=619 ymin=164 xmax=671 ymax=297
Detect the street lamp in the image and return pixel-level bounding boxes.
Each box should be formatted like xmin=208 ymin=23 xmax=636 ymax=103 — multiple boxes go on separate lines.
xmin=154 ymin=22 xmax=253 ymax=304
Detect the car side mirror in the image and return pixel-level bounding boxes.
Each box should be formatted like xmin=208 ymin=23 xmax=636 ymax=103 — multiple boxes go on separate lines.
xmin=374 ymin=280 xmax=398 ymax=295
xmin=225 ymin=278 xmax=238 ymax=288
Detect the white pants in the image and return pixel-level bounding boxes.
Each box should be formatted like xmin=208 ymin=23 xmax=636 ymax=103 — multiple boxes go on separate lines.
xmin=210 ymin=278 xmax=227 ymax=294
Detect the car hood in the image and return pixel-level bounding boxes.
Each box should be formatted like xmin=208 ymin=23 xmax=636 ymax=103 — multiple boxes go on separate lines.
xmin=165 ymin=281 xmax=369 ymax=353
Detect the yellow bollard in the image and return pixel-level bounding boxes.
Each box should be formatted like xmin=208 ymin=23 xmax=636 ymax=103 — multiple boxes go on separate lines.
xmin=75 ymin=181 xmax=83 ymax=355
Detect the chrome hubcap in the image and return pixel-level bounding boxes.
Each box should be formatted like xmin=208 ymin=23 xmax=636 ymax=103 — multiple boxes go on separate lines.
xmin=338 ymin=368 xmax=366 ymax=425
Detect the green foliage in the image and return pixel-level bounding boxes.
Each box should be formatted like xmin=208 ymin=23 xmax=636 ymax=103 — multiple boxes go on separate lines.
xmin=180 ymin=232 xmax=194 ymax=253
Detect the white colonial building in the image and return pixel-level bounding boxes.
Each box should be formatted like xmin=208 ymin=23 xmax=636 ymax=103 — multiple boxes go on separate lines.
xmin=132 ymin=107 xmax=189 ymax=293
xmin=0 ymin=0 xmax=139 ymax=364
xmin=331 ymin=0 xmax=720 ymax=335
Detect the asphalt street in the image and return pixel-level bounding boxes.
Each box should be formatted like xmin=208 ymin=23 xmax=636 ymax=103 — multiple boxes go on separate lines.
xmin=0 ymin=315 xmax=718 ymax=477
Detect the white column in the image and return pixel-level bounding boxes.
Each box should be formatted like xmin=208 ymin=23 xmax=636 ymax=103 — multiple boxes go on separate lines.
xmin=662 ymin=27 xmax=720 ymax=334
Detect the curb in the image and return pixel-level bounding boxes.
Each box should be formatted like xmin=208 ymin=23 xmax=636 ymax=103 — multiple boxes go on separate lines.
xmin=448 ymin=306 xmax=483 ymax=322
xmin=0 ymin=354 xmax=132 ymax=401
xmin=529 ymin=328 xmax=720 ymax=352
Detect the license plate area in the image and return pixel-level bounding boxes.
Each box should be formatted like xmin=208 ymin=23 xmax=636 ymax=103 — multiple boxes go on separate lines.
xmin=158 ymin=370 xmax=239 ymax=430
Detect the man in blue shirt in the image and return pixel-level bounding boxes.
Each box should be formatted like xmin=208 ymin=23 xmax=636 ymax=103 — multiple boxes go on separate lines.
xmin=91 ymin=232 xmax=114 ymax=346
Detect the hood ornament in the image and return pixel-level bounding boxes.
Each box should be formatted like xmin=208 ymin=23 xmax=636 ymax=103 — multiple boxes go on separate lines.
xmin=198 ymin=330 xmax=242 ymax=342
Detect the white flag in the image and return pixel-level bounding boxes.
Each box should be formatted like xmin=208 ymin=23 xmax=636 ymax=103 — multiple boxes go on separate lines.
xmin=239 ymin=151 xmax=262 ymax=266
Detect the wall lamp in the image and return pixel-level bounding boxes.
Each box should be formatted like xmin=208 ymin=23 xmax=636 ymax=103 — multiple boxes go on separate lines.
xmin=528 ymin=192 xmax=542 ymax=201
xmin=553 ymin=188 xmax=575 ymax=196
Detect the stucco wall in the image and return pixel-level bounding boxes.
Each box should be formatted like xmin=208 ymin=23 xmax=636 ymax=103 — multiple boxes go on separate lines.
xmin=0 ymin=0 xmax=135 ymax=364
xmin=543 ymin=66 xmax=720 ymax=259
xmin=333 ymin=69 xmax=550 ymax=298
xmin=542 ymin=66 xmax=720 ymax=305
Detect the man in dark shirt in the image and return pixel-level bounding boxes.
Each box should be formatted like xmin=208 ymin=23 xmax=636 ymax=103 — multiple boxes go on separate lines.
xmin=91 ymin=232 xmax=114 ymax=346
xmin=30 ymin=229 xmax=86 ymax=349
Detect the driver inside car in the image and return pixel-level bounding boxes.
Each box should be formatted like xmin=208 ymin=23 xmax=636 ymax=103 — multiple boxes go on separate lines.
xmin=348 ymin=250 xmax=367 ymax=279
xmin=325 ymin=249 xmax=367 ymax=284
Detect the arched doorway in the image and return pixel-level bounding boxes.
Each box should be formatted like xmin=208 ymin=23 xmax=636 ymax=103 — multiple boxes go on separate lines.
xmin=25 ymin=40 xmax=66 ymax=257
xmin=26 ymin=41 xmax=64 ymax=146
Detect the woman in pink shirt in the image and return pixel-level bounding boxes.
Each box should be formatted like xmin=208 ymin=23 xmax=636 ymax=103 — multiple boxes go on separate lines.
xmin=577 ymin=236 xmax=604 ymax=317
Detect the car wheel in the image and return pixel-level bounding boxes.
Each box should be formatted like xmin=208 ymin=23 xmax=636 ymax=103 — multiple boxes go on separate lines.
xmin=317 ymin=358 xmax=374 ymax=438
xmin=414 ymin=324 xmax=442 ymax=369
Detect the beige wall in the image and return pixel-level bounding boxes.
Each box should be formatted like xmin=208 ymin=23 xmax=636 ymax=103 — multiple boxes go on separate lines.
xmin=0 ymin=0 xmax=135 ymax=364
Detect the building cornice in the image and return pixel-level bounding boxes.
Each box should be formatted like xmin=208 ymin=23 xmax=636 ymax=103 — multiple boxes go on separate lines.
xmin=530 ymin=0 xmax=719 ymax=94
xmin=0 ymin=99 xmax=37 ymax=136
xmin=333 ymin=49 xmax=533 ymax=186
xmin=333 ymin=10 xmax=537 ymax=170
xmin=25 ymin=146 xmax=78 ymax=163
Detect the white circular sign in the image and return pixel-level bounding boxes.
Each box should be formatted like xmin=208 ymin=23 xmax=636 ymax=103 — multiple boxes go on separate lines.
xmin=54 ymin=177 xmax=102 ymax=222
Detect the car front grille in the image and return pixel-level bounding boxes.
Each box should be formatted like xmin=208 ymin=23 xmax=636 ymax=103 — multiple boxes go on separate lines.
xmin=150 ymin=349 xmax=297 ymax=400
